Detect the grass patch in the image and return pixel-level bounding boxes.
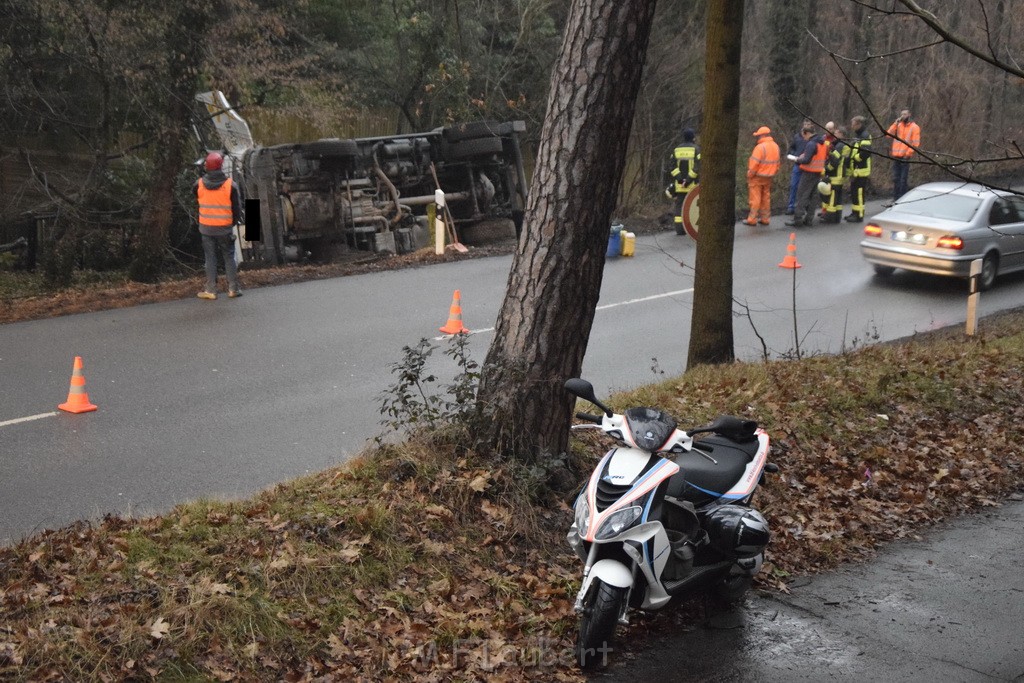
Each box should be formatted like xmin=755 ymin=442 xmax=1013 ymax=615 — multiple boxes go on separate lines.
xmin=3 ymin=313 xmax=1024 ymax=680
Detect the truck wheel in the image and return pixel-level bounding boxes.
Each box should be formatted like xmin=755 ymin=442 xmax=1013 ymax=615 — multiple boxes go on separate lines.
xmin=302 ymin=138 xmax=359 ymax=159
xmin=457 ymin=219 xmax=517 ymax=246
xmin=442 ymin=120 xmax=501 ymax=142
xmin=444 ymin=137 xmax=504 ymax=161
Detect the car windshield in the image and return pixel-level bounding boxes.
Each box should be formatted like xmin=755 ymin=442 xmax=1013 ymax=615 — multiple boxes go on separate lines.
xmin=893 ymin=189 xmax=982 ymax=222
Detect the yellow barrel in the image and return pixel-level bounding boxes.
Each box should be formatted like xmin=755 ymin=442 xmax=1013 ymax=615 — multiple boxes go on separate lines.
xmin=622 ymin=231 xmax=636 ymax=257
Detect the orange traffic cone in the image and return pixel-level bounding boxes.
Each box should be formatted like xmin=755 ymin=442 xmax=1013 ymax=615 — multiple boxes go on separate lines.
xmin=58 ymin=356 xmax=98 ymax=413
xmin=778 ymin=232 xmax=802 ymax=269
xmin=439 ymin=290 xmax=468 ymax=335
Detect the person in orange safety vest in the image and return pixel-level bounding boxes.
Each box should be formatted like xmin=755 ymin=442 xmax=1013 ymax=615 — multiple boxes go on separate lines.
xmin=786 ymin=126 xmax=827 ymax=227
xmin=743 ymin=126 xmax=780 ymax=226
xmin=194 ymin=151 xmax=242 ymax=300
xmin=887 ymin=108 xmax=920 ymax=201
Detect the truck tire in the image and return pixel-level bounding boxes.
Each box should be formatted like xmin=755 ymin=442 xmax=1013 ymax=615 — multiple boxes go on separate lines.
xmin=302 ymin=138 xmax=359 ymax=159
xmin=442 ymin=120 xmax=502 ymax=142
xmin=457 ymin=219 xmax=517 ymax=246
xmin=444 ymin=137 xmax=504 ymax=161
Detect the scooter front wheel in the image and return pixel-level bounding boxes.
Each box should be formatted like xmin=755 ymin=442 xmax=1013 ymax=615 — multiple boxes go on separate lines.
xmin=576 ymin=578 xmax=626 ymax=670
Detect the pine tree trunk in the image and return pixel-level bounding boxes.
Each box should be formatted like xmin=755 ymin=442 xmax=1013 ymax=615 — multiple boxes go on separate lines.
xmin=475 ymin=0 xmax=658 ymax=461
xmin=686 ymin=0 xmax=743 ymax=369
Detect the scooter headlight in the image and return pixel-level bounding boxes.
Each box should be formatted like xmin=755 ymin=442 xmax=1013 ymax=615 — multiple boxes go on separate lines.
xmin=574 ymin=497 xmax=590 ymax=535
xmin=595 ymin=506 xmax=643 ymax=540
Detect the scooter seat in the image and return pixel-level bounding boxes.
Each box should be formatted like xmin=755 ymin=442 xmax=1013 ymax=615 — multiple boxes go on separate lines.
xmin=666 ymin=435 xmax=761 ymax=506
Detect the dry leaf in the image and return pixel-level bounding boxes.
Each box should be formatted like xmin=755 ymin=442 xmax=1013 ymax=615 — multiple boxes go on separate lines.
xmin=149 ymin=617 xmax=170 ymax=640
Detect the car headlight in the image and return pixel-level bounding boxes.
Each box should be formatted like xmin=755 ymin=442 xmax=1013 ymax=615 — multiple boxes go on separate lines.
xmin=595 ymin=506 xmax=643 ymax=540
xmin=574 ymin=497 xmax=590 ymax=535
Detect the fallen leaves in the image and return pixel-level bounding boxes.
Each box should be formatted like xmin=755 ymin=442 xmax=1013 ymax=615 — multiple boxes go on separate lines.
xmin=4 ymin=313 xmax=1024 ymax=680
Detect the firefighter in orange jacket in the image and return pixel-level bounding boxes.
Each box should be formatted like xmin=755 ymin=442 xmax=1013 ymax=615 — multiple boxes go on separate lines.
xmin=743 ymin=126 xmax=780 ymax=226
xmin=194 ymin=151 xmax=242 ymax=300
xmin=887 ymin=108 xmax=920 ymax=201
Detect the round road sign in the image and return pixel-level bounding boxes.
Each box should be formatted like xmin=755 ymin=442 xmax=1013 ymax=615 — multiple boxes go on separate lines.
xmin=682 ymin=185 xmax=700 ymax=241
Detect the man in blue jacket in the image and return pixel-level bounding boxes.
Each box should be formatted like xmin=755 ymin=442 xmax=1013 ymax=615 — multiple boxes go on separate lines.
xmin=785 ymin=119 xmax=812 ymax=214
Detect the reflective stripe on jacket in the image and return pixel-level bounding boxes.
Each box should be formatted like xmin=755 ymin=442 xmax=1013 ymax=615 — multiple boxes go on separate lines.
xmin=198 ymin=178 xmax=234 ymax=227
xmin=825 ymin=141 xmax=850 ymax=185
xmin=670 ymin=144 xmax=700 ymax=193
xmin=848 ymin=134 xmax=872 ymax=177
xmin=749 ymin=137 xmax=781 ymax=177
xmin=887 ymin=120 xmax=920 ymax=158
xmin=798 ymin=138 xmax=827 ymax=174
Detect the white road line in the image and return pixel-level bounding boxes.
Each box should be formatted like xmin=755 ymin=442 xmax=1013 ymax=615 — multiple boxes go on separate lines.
xmin=0 ymin=412 xmax=58 ymax=429
xmin=434 ymin=288 xmax=694 ymax=340
xmin=594 ymin=288 xmax=695 ymax=311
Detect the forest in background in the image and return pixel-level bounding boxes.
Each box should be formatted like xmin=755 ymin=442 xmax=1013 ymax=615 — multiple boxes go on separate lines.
xmin=1 ymin=0 xmax=1022 ymax=275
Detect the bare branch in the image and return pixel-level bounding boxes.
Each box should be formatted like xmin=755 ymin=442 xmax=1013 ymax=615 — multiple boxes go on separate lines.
xmin=895 ymin=0 xmax=1024 ymax=80
xmin=806 ymin=29 xmax=943 ymax=65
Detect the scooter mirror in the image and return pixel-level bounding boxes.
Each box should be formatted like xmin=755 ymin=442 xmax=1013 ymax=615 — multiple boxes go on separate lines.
xmin=564 ymin=378 xmax=613 ymax=417
xmin=564 ymin=378 xmax=595 ymax=400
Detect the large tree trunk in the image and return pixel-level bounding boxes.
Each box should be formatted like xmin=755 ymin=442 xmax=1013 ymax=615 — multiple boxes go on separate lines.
xmin=475 ymin=0 xmax=658 ymax=461
xmin=686 ymin=0 xmax=743 ymax=369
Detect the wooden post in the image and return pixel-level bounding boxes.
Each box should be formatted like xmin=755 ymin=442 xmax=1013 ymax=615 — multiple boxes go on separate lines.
xmin=433 ymin=189 xmax=445 ymax=255
xmin=966 ymin=258 xmax=981 ymax=336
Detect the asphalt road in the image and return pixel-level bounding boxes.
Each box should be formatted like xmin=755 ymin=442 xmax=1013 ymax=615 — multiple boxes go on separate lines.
xmin=3 ymin=196 xmax=1024 ymax=543
xmin=595 ymin=496 xmax=1024 ymax=682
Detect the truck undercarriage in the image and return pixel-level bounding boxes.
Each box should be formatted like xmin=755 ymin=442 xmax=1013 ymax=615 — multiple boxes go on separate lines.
xmin=195 ymin=92 xmax=528 ymax=264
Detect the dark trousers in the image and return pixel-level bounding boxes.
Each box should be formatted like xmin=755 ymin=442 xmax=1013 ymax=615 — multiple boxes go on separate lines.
xmin=822 ymin=184 xmax=843 ymax=222
xmin=672 ymin=189 xmax=693 ymax=235
xmin=849 ymin=177 xmax=868 ymax=218
xmin=793 ymin=172 xmax=820 ymax=225
xmin=787 ymin=166 xmax=801 ymax=211
xmin=892 ymin=159 xmax=910 ymax=200
xmin=201 ymin=232 xmax=239 ymax=293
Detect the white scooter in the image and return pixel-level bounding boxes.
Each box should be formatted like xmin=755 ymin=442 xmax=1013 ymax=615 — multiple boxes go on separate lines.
xmin=564 ymin=378 xmax=776 ymax=669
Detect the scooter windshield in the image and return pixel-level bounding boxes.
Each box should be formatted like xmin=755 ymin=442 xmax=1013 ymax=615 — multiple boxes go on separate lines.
xmin=624 ymin=407 xmax=677 ymax=452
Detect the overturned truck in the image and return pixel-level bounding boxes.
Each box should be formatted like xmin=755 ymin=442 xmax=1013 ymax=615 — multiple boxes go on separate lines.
xmin=195 ymin=92 xmax=528 ymax=263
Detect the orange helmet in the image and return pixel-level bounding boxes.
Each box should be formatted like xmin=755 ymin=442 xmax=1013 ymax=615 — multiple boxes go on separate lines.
xmin=204 ymin=152 xmax=224 ymax=171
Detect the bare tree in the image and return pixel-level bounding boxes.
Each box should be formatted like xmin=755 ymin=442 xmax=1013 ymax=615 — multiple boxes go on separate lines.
xmin=812 ymin=0 xmax=1024 ymax=192
xmin=686 ymin=0 xmax=744 ymax=368
xmin=474 ymin=0 xmax=658 ymax=460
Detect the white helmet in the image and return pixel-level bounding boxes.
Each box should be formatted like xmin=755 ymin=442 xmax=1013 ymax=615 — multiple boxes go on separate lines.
xmin=817 ymin=180 xmax=831 ymax=196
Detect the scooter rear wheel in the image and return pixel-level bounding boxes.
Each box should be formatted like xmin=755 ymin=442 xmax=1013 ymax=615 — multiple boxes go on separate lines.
xmin=713 ymin=574 xmax=753 ymax=604
xmin=576 ymin=578 xmax=626 ymax=670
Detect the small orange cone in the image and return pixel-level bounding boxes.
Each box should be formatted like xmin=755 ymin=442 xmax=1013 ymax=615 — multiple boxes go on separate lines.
xmin=778 ymin=232 xmax=802 ymax=269
xmin=439 ymin=290 xmax=468 ymax=335
xmin=58 ymin=356 xmax=98 ymax=413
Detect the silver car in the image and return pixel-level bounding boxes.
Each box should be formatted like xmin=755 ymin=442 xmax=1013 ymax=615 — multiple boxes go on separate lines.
xmin=859 ymin=182 xmax=1024 ymax=290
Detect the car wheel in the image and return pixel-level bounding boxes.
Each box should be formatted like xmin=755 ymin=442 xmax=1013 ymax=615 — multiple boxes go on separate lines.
xmin=872 ymin=264 xmax=896 ymax=277
xmin=978 ymin=252 xmax=998 ymax=291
